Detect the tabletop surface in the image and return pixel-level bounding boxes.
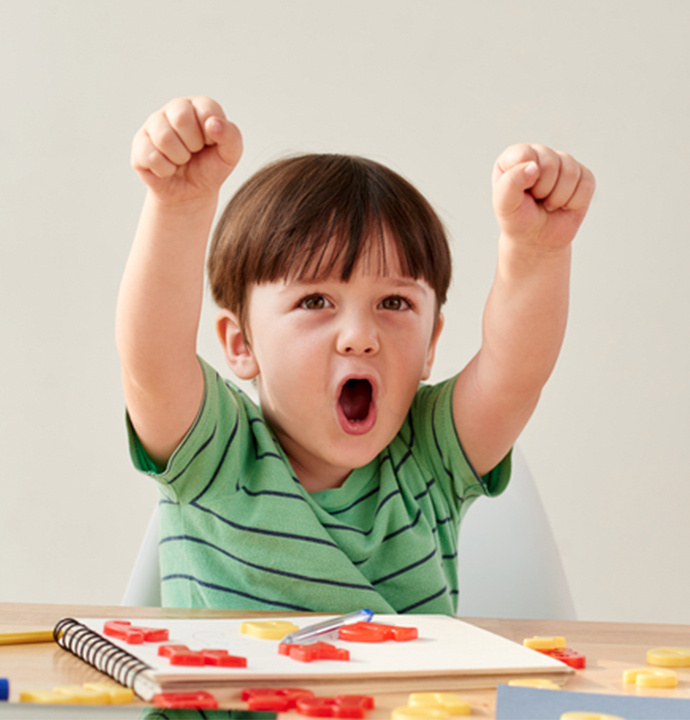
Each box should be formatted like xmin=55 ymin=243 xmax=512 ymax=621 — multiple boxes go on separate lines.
xmin=1 ymin=602 xmax=689 ymax=717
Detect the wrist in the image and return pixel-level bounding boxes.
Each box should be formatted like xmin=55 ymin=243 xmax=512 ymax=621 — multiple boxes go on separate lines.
xmin=135 ymin=191 xmax=220 ymax=256
xmin=496 ymin=233 xmax=572 ymax=289
xmin=144 ymin=190 xmax=219 ymax=218
xmin=498 ymin=232 xmax=572 ymax=266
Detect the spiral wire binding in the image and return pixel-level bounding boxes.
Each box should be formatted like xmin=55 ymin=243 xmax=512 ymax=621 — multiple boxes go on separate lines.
xmin=54 ymin=618 xmax=153 ymax=692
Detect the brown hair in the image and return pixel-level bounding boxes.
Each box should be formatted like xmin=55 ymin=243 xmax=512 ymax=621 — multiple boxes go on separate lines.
xmin=208 ymin=154 xmax=451 ymax=335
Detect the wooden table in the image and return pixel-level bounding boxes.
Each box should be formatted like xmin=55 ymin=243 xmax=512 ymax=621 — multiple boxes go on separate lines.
xmin=1 ymin=603 xmax=689 ymax=717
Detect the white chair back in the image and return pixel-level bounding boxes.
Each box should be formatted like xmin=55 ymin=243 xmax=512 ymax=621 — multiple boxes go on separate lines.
xmin=121 ymin=503 xmax=161 ymax=607
xmin=456 ymin=445 xmax=576 ymax=619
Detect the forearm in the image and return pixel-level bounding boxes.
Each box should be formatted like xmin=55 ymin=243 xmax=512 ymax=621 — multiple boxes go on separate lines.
xmin=116 ymin=192 xmax=217 ymax=399
xmin=453 ymin=237 xmax=572 ymax=475
xmin=478 ymin=235 xmax=571 ymax=405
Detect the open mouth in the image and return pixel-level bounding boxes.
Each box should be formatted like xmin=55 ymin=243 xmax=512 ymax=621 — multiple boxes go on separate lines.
xmin=338 ymin=379 xmax=373 ymax=423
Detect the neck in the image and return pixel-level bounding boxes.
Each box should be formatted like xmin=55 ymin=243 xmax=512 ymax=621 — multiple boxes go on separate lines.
xmin=285 ymin=448 xmax=353 ymax=493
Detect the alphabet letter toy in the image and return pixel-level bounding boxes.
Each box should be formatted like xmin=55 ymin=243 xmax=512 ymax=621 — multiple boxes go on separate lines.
xmin=278 ymin=641 xmax=350 ymax=662
xmin=338 ymin=622 xmax=418 ymax=643
xmin=158 ymin=644 xmax=247 ymax=667
xmin=103 ymin=620 xmax=169 ymax=644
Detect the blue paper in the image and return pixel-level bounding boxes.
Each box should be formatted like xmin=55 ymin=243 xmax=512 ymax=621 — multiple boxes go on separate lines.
xmin=495 ymin=684 xmax=690 ymax=719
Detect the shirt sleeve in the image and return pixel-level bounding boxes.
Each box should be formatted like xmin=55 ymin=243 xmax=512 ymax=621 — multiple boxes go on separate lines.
xmin=126 ymin=357 xmax=246 ymax=504
xmin=409 ymin=375 xmax=512 ymax=511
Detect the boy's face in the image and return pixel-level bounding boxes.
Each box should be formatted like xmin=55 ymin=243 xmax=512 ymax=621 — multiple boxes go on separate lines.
xmin=219 ymin=236 xmax=443 ymax=492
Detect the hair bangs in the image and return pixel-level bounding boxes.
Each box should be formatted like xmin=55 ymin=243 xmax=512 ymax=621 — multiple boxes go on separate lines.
xmin=208 ymin=152 xmax=451 ymax=334
xmin=276 ymin=207 xmax=399 ymax=286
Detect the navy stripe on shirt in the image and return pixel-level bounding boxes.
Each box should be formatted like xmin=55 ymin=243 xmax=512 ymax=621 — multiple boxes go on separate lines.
xmin=371 ymin=547 xmax=437 ymax=585
xmin=160 ymin=534 xmax=378 ymax=592
xmin=160 ymin=573 xmax=313 ymax=612
xmin=190 ymin=500 xmax=341 ymax=549
xmin=190 ymin=416 xmax=239 ymax=502
xmin=167 ymin=424 xmax=218 ymax=486
xmin=398 ymin=585 xmax=448 ymax=613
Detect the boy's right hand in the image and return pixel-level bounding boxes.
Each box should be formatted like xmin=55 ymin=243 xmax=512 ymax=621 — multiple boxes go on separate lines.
xmin=131 ymin=96 xmax=243 ymax=205
xmin=120 ymin=97 xmax=242 ymax=467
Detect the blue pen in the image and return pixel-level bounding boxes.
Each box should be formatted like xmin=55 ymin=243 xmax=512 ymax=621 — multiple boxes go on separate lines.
xmin=280 ymin=609 xmax=374 ymax=645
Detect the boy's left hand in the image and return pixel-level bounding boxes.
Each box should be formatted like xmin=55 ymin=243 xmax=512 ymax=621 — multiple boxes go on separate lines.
xmin=492 ymin=143 xmax=595 ymax=250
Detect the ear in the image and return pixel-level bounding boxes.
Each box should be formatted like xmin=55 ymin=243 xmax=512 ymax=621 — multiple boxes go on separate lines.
xmin=215 ymin=309 xmax=260 ymax=380
xmin=421 ymin=312 xmax=445 ymax=381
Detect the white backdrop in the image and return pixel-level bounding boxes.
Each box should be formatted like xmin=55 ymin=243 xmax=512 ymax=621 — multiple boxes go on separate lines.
xmin=1 ymin=1 xmax=688 ymax=623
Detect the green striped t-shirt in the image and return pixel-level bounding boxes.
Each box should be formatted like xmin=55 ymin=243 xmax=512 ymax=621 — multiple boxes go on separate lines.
xmin=128 ymin=357 xmax=510 ymax=614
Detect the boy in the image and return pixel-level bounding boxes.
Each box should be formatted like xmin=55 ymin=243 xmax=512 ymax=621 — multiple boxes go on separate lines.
xmin=117 ymin=96 xmax=594 ymax=613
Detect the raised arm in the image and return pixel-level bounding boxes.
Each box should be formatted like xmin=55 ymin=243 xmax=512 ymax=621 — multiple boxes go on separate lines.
xmin=453 ymin=143 xmax=595 ymax=476
xmin=116 ymin=97 xmax=242 ymax=467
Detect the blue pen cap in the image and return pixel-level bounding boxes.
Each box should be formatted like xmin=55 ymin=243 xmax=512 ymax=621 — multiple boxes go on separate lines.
xmin=0 ymin=678 xmax=9 ymax=701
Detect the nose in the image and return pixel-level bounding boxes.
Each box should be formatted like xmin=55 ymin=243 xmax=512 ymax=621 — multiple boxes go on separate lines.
xmin=336 ymin=311 xmax=380 ymax=356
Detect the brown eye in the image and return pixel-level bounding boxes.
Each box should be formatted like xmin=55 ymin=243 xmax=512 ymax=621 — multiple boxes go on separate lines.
xmin=380 ymin=296 xmax=408 ymax=311
xmin=300 ymin=295 xmax=327 ymax=310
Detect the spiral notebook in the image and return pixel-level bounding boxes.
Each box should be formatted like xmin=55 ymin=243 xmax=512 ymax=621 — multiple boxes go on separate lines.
xmin=54 ymin=615 xmax=571 ymax=702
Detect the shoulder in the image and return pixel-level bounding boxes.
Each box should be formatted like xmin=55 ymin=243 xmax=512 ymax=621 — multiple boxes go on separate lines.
xmin=128 ymin=359 xmax=264 ymax=493
xmin=394 ymin=376 xmax=510 ymax=501
xmin=384 ymin=375 xmax=461 ymax=484
xmin=197 ymin=357 xmax=260 ymax=419
xmin=406 ymin=375 xmax=460 ymax=448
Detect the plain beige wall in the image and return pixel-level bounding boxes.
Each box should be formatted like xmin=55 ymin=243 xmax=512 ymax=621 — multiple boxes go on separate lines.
xmin=1 ymin=1 xmax=688 ymax=623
